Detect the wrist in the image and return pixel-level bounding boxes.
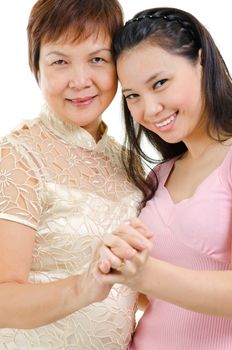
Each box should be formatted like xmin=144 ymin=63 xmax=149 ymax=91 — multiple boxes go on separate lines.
xmin=137 ymin=256 xmax=156 ymax=295
xmin=60 ymin=275 xmax=90 ymax=312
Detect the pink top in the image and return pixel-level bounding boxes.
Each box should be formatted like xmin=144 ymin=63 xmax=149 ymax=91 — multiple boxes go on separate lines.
xmin=130 ymin=147 xmax=232 ymax=350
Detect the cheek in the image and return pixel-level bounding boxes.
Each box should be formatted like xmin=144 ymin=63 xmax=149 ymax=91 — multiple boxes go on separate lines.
xmin=40 ymin=73 xmax=66 ymax=96
xmin=166 ymin=83 xmax=190 ymax=111
xmin=39 ymin=65 xmax=68 ymax=93
xmin=176 ymin=93 xmax=198 ymax=113
xmin=100 ymin=68 xmax=117 ymax=92
xmin=176 ymin=77 xmax=202 ymax=110
xmin=127 ymin=103 xmax=142 ymax=122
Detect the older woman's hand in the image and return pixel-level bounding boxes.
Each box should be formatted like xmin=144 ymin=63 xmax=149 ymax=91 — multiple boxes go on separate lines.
xmin=97 ymin=218 xmax=153 ymax=291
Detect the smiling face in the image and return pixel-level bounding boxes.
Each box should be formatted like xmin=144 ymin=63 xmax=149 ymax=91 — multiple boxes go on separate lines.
xmin=117 ymin=43 xmax=204 ymax=144
xmin=38 ymin=32 xmax=117 ymax=139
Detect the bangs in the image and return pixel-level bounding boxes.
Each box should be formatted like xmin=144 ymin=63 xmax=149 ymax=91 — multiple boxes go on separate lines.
xmin=43 ymin=20 xmax=113 ymax=46
xmin=41 ymin=1 xmax=121 ymax=46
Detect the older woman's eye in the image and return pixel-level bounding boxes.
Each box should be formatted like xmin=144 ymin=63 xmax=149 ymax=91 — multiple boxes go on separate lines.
xmin=53 ymin=59 xmax=67 ymax=65
xmin=91 ymin=57 xmax=106 ymax=64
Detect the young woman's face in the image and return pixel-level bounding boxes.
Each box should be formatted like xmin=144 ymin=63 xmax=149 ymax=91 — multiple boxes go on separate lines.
xmin=39 ymin=32 xmax=117 ymax=139
xmin=117 ymin=43 xmax=204 ymax=144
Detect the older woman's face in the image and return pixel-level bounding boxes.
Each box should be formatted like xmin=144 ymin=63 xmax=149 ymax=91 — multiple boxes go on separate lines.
xmin=38 ymin=32 xmax=117 ymax=140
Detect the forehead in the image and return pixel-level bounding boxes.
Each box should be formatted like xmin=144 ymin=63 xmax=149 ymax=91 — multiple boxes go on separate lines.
xmin=118 ymin=43 xmax=174 ymax=65
xmin=117 ymin=44 xmax=173 ymax=76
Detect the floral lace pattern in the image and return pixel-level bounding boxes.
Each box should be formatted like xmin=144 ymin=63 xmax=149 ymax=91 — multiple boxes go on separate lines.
xmin=0 ymin=106 xmax=141 ymax=349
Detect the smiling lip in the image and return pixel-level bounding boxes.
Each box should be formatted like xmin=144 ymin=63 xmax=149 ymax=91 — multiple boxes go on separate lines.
xmin=155 ymin=112 xmax=177 ymax=129
xmin=68 ymin=95 xmax=97 ymax=105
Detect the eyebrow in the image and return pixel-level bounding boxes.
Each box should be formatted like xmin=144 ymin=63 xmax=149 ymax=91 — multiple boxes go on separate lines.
xmin=46 ymin=51 xmax=68 ymax=58
xmin=90 ymin=48 xmax=112 ymax=55
xmin=122 ymin=71 xmax=164 ymax=93
xmin=46 ymin=48 xmax=112 ymax=57
xmin=145 ymin=72 xmax=162 ymax=84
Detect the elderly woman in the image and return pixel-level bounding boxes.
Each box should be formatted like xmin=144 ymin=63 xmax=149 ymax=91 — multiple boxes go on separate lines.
xmin=0 ymin=0 xmax=142 ymax=348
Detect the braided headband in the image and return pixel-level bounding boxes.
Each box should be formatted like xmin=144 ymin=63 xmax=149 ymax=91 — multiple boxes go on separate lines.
xmin=125 ymin=13 xmax=194 ymax=38
xmin=126 ymin=13 xmax=170 ymax=25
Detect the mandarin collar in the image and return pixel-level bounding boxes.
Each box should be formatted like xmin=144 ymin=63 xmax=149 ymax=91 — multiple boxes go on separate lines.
xmin=39 ymin=105 xmax=108 ymax=152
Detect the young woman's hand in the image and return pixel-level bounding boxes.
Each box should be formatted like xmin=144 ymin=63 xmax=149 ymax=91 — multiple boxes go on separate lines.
xmin=97 ymin=218 xmax=153 ymax=291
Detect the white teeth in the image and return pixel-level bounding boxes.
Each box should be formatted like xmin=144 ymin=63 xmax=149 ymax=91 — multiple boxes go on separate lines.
xmin=156 ymin=115 xmax=175 ymax=127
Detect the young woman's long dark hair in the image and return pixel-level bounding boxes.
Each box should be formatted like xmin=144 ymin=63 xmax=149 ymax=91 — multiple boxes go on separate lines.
xmin=113 ymin=7 xmax=232 ymax=205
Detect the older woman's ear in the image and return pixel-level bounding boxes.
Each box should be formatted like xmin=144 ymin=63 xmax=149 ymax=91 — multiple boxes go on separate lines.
xmin=37 ymin=71 xmax=40 ymax=85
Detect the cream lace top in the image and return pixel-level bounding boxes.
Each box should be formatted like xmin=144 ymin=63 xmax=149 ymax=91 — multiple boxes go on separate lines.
xmin=0 ymin=106 xmax=141 ymax=349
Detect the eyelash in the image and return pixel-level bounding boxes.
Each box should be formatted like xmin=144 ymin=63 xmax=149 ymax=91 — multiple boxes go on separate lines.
xmin=153 ymin=79 xmax=168 ymax=89
xmin=124 ymin=79 xmax=168 ymax=100
xmin=52 ymin=59 xmax=67 ymax=65
xmin=124 ymin=93 xmax=138 ymax=101
xmin=91 ymin=57 xmax=106 ymax=64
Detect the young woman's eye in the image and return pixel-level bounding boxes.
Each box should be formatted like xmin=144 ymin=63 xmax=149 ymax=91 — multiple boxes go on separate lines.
xmin=91 ymin=57 xmax=105 ymax=64
xmin=52 ymin=59 xmax=67 ymax=65
xmin=154 ymin=79 xmax=168 ymax=89
xmin=124 ymin=93 xmax=139 ymax=100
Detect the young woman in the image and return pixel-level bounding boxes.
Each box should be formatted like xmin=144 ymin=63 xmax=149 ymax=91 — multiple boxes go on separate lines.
xmin=0 ymin=0 xmax=145 ymax=348
xmin=98 ymin=7 xmax=232 ymax=350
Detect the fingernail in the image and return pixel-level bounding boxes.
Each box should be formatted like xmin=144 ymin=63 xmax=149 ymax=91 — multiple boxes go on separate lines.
xmin=138 ymin=240 xmax=147 ymax=249
xmin=126 ymin=248 xmax=136 ymax=257
xmin=124 ymin=220 xmax=130 ymax=225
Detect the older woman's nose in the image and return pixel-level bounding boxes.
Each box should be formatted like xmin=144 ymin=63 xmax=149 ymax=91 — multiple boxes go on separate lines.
xmin=68 ymin=64 xmax=91 ymax=90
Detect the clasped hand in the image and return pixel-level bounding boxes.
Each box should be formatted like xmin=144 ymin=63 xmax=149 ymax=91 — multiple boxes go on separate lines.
xmin=97 ymin=218 xmax=153 ymax=291
xmin=80 ymin=218 xmax=152 ymax=306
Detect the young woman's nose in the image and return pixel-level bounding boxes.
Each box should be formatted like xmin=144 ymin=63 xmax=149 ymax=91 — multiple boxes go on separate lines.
xmin=68 ymin=64 xmax=91 ymax=90
xmin=143 ymin=96 xmax=164 ymax=121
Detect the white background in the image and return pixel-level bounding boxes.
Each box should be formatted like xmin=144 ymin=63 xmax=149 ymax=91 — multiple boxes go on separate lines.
xmin=0 ymin=0 xmax=231 ymax=143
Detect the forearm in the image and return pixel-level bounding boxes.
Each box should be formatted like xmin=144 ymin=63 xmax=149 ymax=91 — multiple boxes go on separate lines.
xmin=140 ymin=257 xmax=232 ymax=318
xmin=0 ymin=275 xmax=88 ymax=328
